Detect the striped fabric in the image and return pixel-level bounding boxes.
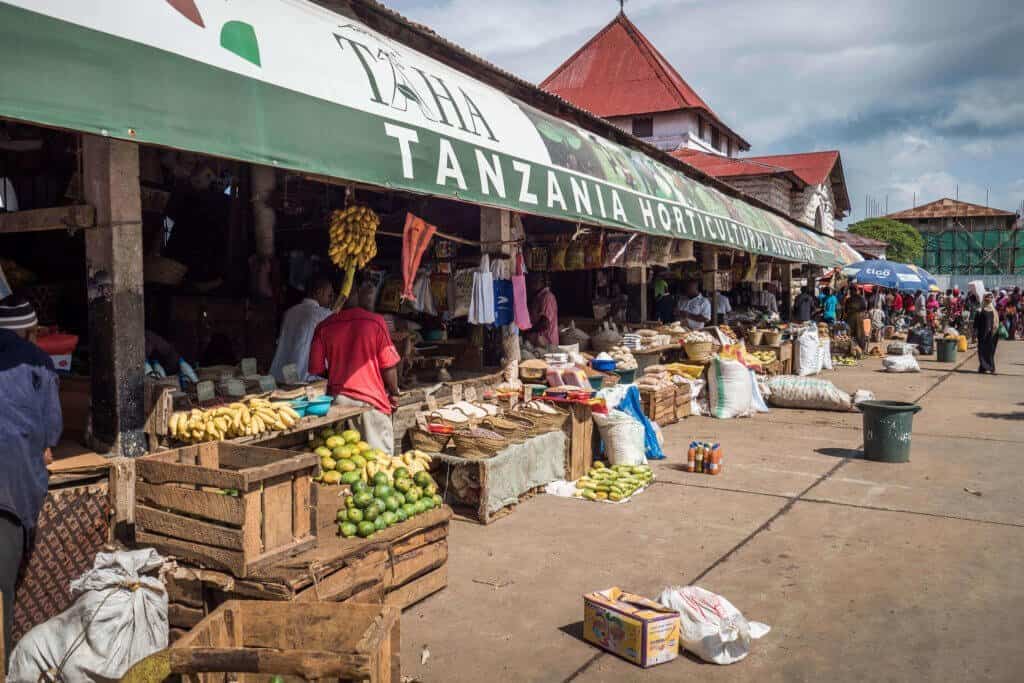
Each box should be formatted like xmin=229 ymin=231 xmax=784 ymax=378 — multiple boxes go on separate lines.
xmin=0 ymin=295 xmax=38 ymax=330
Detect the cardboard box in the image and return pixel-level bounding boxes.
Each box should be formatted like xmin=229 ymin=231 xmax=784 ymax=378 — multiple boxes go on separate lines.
xmin=583 ymin=587 xmax=680 ymax=668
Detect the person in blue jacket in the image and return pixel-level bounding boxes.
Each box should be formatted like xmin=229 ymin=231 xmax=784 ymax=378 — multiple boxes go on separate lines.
xmin=0 ymin=296 xmax=62 ymax=666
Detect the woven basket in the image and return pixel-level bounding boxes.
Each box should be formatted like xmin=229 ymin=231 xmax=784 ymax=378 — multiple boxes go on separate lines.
xmin=745 ymin=329 xmax=764 ymax=346
xmin=426 ymin=409 xmax=474 ymax=430
xmin=762 ymin=330 xmax=782 ymax=345
xmin=683 ymin=341 xmax=714 ymax=362
xmin=482 ymin=413 xmax=538 ymax=442
xmin=144 ymin=254 xmax=188 ymax=286
xmin=517 ymin=405 xmax=569 ymax=433
xmin=452 ymin=430 xmax=507 ymax=459
xmin=409 ymin=427 xmax=451 ymax=453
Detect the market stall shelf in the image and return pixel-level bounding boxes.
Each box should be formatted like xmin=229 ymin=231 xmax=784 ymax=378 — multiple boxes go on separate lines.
xmin=163 ymin=507 xmax=451 ymax=637
xmin=747 ymin=341 xmax=793 ymax=375
xmin=431 ymin=431 xmax=568 ymax=524
xmin=124 ymin=600 xmax=400 ymax=683
xmin=134 ymin=443 xmax=319 ymax=577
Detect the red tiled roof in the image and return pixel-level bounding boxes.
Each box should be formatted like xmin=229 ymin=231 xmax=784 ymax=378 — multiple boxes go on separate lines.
xmin=886 ymin=197 xmax=1016 ymax=219
xmin=541 ymin=13 xmax=750 ymax=150
xmin=672 ymin=149 xmax=851 ymax=215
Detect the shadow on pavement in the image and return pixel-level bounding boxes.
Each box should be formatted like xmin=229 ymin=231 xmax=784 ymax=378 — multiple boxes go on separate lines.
xmin=816 ymin=447 xmax=863 ymax=459
xmin=559 ymin=621 xmax=585 ymax=643
xmin=976 ymin=411 xmax=1024 ymax=421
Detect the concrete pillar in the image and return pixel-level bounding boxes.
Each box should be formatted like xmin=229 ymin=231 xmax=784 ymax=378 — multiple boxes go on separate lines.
xmin=480 ymin=206 xmax=512 ymax=256
xmin=83 ymin=135 xmax=146 ymax=457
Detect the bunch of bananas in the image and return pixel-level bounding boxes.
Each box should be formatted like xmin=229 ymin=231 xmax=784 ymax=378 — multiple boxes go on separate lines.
xmin=374 ymin=450 xmax=433 ymax=479
xmin=751 ymin=350 xmax=777 ymax=364
xmin=328 ymin=205 xmax=379 ymax=297
xmin=168 ymin=398 xmax=301 ymax=443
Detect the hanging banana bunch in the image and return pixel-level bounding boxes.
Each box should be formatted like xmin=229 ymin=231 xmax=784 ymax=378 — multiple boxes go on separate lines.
xmin=328 ymin=205 xmax=379 ymax=298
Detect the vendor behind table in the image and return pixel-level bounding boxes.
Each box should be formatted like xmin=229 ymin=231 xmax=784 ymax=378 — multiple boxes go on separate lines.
xmin=527 ymin=272 xmax=559 ymax=348
xmin=269 ymin=276 xmax=334 ymax=383
xmin=676 ymin=280 xmax=711 ymax=330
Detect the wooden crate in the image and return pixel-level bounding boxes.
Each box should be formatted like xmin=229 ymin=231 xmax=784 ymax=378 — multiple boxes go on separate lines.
xmin=125 ymin=600 xmax=400 ymax=683
xmin=135 ymin=442 xmax=319 ymax=577
xmin=674 ymin=386 xmax=693 ymax=420
xmin=430 ymin=457 xmax=545 ymax=525
xmin=563 ymin=402 xmax=594 ymax=481
xmin=165 ymin=507 xmax=451 ymax=625
xmin=640 ymin=386 xmax=678 ymax=427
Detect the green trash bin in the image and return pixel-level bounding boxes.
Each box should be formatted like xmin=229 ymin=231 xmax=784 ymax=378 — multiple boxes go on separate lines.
xmin=936 ymin=338 xmax=957 ymax=362
xmin=856 ymin=400 xmax=922 ymax=462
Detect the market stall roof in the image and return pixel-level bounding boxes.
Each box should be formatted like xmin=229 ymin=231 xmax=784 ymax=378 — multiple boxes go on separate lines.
xmin=0 ymin=0 xmax=859 ymax=267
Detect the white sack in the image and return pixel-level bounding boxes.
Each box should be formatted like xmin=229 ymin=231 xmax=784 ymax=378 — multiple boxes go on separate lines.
xmin=8 ymin=549 xmax=168 ymax=683
xmin=749 ymin=370 xmax=770 ymax=413
xmin=796 ymin=328 xmax=823 ymax=376
xmin=882 ymin=354 xmax=921 ymax=373
xmin=765 ymin=375 xmax=854 ymax=411
xmin=592 ymin=409 xmax=646 ymax=466
xmin=820 ymin=339 xmax=833 ymax=370
xmin=707 ymin=356 xmax=753 ymax=419
xmin=657 ymin=585 xmax=770 ymax=665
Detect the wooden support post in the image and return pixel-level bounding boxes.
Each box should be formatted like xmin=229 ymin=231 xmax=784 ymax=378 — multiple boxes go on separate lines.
xmin=480 ymin=207 xmax=512 ymax=256
xmin=83 ymin=135 xmax=147 ymax=457
xmin=782 ymin=263 xmax=795 ymax=321
xmin=703 ymin=247 xmax=718 ymax=324
xmin=639 ymin=266 xmax=648 ymax=322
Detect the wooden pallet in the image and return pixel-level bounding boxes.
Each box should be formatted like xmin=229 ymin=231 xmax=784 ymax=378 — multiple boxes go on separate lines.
xmin=165 ymin=507 xmax=451 ymax=631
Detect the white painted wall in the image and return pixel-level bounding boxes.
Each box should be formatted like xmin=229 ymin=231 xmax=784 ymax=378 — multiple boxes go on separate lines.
xmin=608 ymin=110 xmax=738 ymax=155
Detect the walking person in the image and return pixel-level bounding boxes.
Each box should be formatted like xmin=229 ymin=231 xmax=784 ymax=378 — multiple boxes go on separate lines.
xmin=974 ymin=292 xmax=1000 ymax=373
xmin=0 ymin=296 xmax=62 ymax=667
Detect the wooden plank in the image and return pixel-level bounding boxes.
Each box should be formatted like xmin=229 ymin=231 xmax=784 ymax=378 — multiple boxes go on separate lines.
xmin=137 ymin=505 xmax=245 ymax=551
xmin=0 ymin=204 xmax=95 ymax=234
xmin=314 ymin=482 xmax=351 ymax=531
xmin=243 ymin=491 xmax=263 ymax=557
xmin=136 ymin=481 xmax=246 ymax=526
xmin=385 ymin=565 xmax=448 ymax=610
xmin=389 ymin=540 xmax=447 ymax=588
xmin=166 ymin=647 xmax=373 ymax=680
xmin=294 ymin=548 xmax=389 ymax=603
xmin=108 ymin=456 xmax=135 ymax=543
xmin=241 ymin=453 xmax=319 ymax=489
xmin=136 ymin=530 xmax=245 ymax=576
xmin=195 ymin=442 xmax=220 ymax=469
xmin=261 ymin=477 xmax=294 ymax=550
xmin=165 ymin=572 xmax=205 ymax=608
xmin=292 ymin=475 xmax=312 ymax=540
xmin=168 ymin=602 xmax=206 ymax=629
xmin=136 ymin=457 xmax=246 ymax=490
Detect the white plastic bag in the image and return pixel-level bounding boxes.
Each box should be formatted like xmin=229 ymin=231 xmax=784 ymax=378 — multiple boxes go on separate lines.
xmin=796 ymin=328 xmax=822 ymax=376
xmin=882 ymin=354 xmax=921 ymax=373
xmin=592 ymin=409 xmax=646 ymax=465
xmin=8 ymin=549 xmax=168 ymax=683
xmin=657 ymin=585 xmax=770 ymax=665
xmin=707 ymin=356 xmax=753 ymax=419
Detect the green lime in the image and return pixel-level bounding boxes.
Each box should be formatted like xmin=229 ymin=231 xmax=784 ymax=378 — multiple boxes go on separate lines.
xmin=381 ymin=510 xmax=397 ymax=526
xmin=363 ymin=505 xmax=379 ymax=522
xmin=339 ymin=522 xmax=358 ymax=538
xmin=432 ymin=494 xmax=442 ymax=507
xmin=374 ymin=515 xmax=387 ymax=531
xmin=384 ymin=495 xmax=400 ymax=512
xmin=402 ymin=503 xmax=417 ymax=517
xmin=395 ymin=507 xmax=408 ymax=523
xmin=394 ymin=478 xmax=412 ymax=493
xmin=347 ymin=508 xmax=364 ymax=524
xmin=413 ymin=471 xmax=433 ymax=488
xmin=373 ymin=483 xmax=393 ymax=499
xmin=372 ymin=472 xmax=390 ymax=486
xmin=357 ymin=521 xmax=375 ymax=538
xmin=353 ymin=491 xmax=374 ymax=509
xmin=393 ymin=467 xmax=410 ymax=480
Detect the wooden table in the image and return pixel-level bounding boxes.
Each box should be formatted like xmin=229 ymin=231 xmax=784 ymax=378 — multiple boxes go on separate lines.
xmin=240 ymin=404 xmax=366 ymax=447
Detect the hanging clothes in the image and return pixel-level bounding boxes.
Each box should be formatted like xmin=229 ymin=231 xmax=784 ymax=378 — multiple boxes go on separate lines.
xmin=402 ymin=213 xmax=436 ymax=301
xmin=512 ymin=251 xmax=532 ymax=331
xmin=468 ymin=254 xmax=495 ymax=325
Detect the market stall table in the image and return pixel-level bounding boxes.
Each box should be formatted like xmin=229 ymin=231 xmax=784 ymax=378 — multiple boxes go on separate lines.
xmin=747 ymin=341 xmax=793 ymax=375
xmin=630 ymin=343 xmax=684 ymax=373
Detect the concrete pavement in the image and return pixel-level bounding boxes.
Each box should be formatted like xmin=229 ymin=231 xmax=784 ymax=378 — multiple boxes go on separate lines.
xmin=401 ymin=341 xmax=1024 ymax=682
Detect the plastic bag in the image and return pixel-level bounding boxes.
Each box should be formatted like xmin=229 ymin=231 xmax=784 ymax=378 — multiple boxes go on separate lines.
xmin=468 ymin=255 xmax=495 ymax=325
xmin=765 ymin=375 xmax=853 ymax=411
xmin=657 ymin=585 xmax=770 ymax=665
xmin=603 ymin=234 xmax=630 ymax=268
xmin=8 ymin=549 xmax=168 ymax=682
xmin=707 ymin=356 xmax=754 ymax=419
xmin=592 ymin=409 xmax=647 ymax=466
xmin=998 ymin=324 xmax=1009 ymax=339
xmin=882 ymin=354 xmax=921 ymax=373
xmin=448 ymin=267 xmax=475 ymax=318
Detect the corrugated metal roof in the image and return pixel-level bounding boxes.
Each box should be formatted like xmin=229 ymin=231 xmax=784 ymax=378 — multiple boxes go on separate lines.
xmin=886 ymin=197 xmax=1016 ymax=219
xmin=541 ymin=12 xmax=750 ymax=150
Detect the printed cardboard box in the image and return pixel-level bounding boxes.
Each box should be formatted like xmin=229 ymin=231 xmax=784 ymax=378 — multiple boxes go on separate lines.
xmin=583 ymin=587 xmax=680 ymax=668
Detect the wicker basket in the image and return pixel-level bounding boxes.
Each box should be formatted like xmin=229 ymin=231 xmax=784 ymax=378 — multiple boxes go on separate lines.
xmin=762 ymin=330 xmax=782 ymax=345
xmin=683 ymin=341 xmax=714 ymax=362
xmin=481 ymin=413 xmax=537 ymax=443
xmin=517 ymin=404 xmax=569 ymax=433
xmin=744 ymin=329 xmax=764 ymax=346
xmin=426 ymin=409 xmax=475 ymax=430
xmin=409 ymin=427 xmax=451 ymax=453
xmin=452 ymin=430 xmax=508 ymax=459
xmin=144 ymin=254 xmax=188 ymax=286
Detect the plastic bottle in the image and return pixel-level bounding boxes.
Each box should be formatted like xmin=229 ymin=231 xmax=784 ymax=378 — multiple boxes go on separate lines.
xmin=695 ymin=443 xmax=705 ymax=473
xmin=686 ymin=442 xmax=696 ymax=472
xmin=710 ymin=443 xmax=723 ymax=476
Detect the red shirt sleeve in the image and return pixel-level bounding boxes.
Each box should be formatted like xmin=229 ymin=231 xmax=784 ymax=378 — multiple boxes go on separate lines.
xmin=308 ymin=323 xmax=326 ymax=376
xmin=377 ymin=323 xmax=401 ymax=370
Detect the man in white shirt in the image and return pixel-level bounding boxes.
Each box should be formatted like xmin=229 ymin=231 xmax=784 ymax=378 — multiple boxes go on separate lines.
xmin=714 ymin=291 xmax=732 ymax=324
xmin=754 ymin=283 xmax=778 ymax=314
xmin=677 ymin=280 xmax=711 ymax=330
xmin=270 ymin=277 xmax=334 ymax=383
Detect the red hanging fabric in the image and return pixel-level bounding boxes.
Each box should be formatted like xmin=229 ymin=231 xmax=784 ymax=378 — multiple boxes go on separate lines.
xmin=402 ymin=213 xmax=437 ymax=301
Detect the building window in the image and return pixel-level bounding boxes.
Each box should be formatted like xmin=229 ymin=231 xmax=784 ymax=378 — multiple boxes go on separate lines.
xmin=632 ymin=117 xmax=653 ymax=138
xmin=697 ymin=115 xmax=705 ymax=140
xmin=711 ymin=126 xmax=721 ymax=151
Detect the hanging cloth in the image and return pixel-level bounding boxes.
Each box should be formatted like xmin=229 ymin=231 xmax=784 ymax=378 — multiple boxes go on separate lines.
xmin=512 ymin=251 xmax=532 ymax=331
xmin=402 ymin=213 xmax=436 ymax=301
xmin=469 ymin=254 xmax=495 ymax=325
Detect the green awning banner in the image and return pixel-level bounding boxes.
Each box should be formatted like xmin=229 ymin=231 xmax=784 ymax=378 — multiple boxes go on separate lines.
xmin=0 ymin=0 xmax=861 ymax=267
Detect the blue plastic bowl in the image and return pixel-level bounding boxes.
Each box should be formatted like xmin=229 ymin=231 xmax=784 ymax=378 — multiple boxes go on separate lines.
xmin=305 ymin=399 xmax=332 ymax=417
xmin=289 ymin=400 xmax=309 ymax=417
xmin=591 ymin=358 xmax=618 ymax=372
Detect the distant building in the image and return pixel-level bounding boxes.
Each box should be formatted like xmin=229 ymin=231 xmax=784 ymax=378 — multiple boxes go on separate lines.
xmin=674 ymin=149 xmax=851 ymax=237
xmin=541 ymin=12 xmax=749 ymax=156
xmin=837 ymin=231 xmax=888 ymax=260
xmin=886 ymin=198 xmax=1021 ymax=276
xmin=541 ymin=11 xmax=850 ymax=238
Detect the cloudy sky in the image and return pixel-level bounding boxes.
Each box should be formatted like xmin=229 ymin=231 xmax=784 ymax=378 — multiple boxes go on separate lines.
xmin=386 ymin=0 xmax=1024 ymax=223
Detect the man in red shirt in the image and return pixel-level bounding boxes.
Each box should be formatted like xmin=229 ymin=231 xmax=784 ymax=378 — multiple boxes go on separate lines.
xmin=308 ymin=301 xmax=401 ymax=454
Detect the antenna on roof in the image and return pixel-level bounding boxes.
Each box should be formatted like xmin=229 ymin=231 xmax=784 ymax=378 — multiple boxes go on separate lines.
xmin=618 ymin=0 xmax=626 ymax=15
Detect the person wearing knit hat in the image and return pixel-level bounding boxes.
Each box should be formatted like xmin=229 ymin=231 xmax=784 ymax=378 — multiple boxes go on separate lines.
xmin=0 ymin=294 xmax=62 ymax=665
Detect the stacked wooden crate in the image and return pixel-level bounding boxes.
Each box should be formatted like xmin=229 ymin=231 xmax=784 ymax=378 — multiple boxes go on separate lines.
xmin=640 ymin=386 xmax=678 ymax=427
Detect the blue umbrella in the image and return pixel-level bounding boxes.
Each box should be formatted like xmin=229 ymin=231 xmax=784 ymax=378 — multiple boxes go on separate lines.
xmin=841 ymin=259 xmax=939 ymax=292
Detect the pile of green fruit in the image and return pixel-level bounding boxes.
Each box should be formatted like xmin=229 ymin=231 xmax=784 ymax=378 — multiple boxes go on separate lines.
xmin=336 ymin=469 xmax=443 ymax=539
xmin=309 ymin=427 xmax=388 ymax=486
xmin=574 ymin=462 xmax=653 ymax=502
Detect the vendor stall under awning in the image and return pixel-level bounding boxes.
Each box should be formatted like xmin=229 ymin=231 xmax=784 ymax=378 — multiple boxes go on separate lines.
xmin=0 ymin=0 xmax=859 ymax=268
